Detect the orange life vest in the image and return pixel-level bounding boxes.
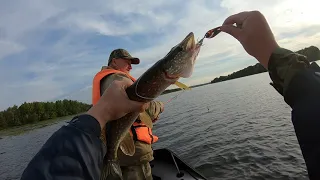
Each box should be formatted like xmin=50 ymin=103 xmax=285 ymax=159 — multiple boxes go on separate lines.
xmin=92 ymin=68 xmax=136 ymax=105
xmin=92 ymin=68 xmax=159 ymax=144
xmin=130 ymin=120 xmax=159 ymax=144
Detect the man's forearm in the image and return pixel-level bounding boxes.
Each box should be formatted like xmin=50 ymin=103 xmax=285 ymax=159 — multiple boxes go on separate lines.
xmin=285 ymin=66 xmax=320 ymax=180
xmin=21 ymin=114 xmax=106 ymax=180
xmin=268 ymin=47 xmax=320 ymax=179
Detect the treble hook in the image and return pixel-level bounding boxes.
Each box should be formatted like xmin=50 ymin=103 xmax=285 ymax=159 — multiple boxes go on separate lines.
xmin=197 ymin=36 xmax=205 ymax=46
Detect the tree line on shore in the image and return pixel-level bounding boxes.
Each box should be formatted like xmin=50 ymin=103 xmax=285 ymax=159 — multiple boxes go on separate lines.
xmin=211 ymin=46 xmax=320 ymax=84
xmin=0 ymin=100 xmax=91 ymax=130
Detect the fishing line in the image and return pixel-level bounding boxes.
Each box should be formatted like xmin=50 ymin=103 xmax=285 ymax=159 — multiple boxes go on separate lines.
xmin=164 ymin=89 xmax=186 ymax=105
xmin=193 ymin=18 xmax=217 ymax=34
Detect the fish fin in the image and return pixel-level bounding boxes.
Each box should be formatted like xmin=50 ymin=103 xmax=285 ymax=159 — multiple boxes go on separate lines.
xmin=138 ymin=112 xmax=153 ymax=128
xmin=119 ymin=133 xmax=135 ymax=156
xmin=100 ymin=160 xmax=123 ymax=180
xmin=174 ymin=81 xmax=191 ymax=90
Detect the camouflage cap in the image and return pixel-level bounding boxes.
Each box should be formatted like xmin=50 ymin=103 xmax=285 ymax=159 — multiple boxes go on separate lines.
xmin=108 ymin=49 xmax=140 ymax=65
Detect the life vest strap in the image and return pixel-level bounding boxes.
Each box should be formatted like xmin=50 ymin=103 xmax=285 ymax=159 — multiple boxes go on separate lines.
xmin=130 ymin=126 xmax=138 ymax=141
xmin=148 ymin=128 xmax=154 ymax=143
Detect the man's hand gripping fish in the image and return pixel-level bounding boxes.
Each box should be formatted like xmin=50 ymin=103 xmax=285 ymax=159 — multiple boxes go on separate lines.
xmin=100 ymin=32 xmax=203 ymax=180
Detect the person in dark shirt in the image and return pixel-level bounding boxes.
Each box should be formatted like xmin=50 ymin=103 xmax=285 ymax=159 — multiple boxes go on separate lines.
xmin=21 ymin=11 xmax=320 ymax=180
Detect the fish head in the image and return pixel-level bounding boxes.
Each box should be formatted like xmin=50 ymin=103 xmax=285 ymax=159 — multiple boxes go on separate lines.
xmin=162 ymin=32 xmax=201 ymax=81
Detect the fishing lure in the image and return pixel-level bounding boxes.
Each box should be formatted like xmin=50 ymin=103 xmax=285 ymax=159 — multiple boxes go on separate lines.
xmin=197 ymin=26 xmax=222 ymax=45
xmin=205 ymin=26 xmax=222 ymax=38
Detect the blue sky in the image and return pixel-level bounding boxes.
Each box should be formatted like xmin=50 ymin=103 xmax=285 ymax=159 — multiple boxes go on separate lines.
xmin=1 ymin=0 xmax=320 ymax=110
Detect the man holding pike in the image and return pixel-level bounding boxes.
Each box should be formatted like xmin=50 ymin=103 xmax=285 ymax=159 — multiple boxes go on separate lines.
xmin=91 ymin=48 xmax=165 ymax=180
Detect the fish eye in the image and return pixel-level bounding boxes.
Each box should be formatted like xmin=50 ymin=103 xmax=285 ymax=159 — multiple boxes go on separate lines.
xmin=176 ymin=46 xmax=183 ymax=51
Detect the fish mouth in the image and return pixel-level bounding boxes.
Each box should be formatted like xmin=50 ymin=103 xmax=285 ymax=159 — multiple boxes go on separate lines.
xmin=180 ymin=32 xmax=196 ymax=51
xmin=163 ymin=32 xmax=199 ymax=80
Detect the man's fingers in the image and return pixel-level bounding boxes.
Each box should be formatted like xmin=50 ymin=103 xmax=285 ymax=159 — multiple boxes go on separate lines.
xmin=220 ymin=25 xmax=242 ymax=40
xmin=112 ymin=79 xmax=146 ymax=113
xmin=112 ymin=79 xmax=134 ymax=100
xmin=159 ymin=102 xmax=164 ymax=113
xmin=114 ymin=79 xmax=133 ymax=90
xmin=223 ymin=11 xmax=250 ymax=25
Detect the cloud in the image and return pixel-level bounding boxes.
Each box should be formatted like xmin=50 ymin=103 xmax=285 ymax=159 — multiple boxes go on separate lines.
xmin=0 ymin=40 xmax=25 ymax=59
xmin=0 ymin=74 xmax=65 ymax=110
xmin=0 ymin=0 xmax=319 ymax=110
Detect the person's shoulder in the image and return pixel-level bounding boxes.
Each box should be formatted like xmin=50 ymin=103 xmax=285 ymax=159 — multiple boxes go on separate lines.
xmin=100 ymin=72 xmax=132 ymax=92
xmin=102 ymin=72 xmax=128 ymax=81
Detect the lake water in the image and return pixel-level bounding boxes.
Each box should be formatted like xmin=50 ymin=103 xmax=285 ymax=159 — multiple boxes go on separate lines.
xmin=0 ymin=72 xmax=312 ymax=180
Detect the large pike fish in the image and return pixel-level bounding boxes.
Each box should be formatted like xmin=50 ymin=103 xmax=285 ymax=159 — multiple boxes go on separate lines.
xmin=101 ymin=32 xmax=203 ymax=180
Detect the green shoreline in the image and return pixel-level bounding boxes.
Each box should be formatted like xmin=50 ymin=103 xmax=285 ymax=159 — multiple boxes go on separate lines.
xmin=0 ymin=114 xmax=77 ymax=137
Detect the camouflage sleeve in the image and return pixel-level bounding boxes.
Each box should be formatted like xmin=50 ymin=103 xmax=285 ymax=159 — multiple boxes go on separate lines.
xmin=100 ymin=73 xmax=132 ymax=96
xmin=267 ymin=47 xmax=311 ymax=96
xmin=144 ymin=101 xmax=164 ymax=120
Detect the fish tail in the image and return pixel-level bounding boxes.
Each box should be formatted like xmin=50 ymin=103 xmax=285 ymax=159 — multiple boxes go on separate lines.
xmin=100 ymin=160 xmax=123 ymax=180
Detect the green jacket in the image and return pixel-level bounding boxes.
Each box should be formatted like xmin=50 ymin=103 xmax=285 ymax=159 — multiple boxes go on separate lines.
xmin=99 ymin=66 xmax=164 ymax=166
